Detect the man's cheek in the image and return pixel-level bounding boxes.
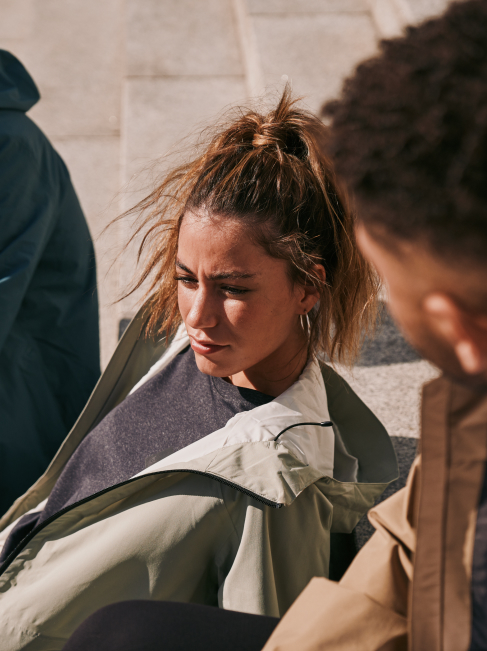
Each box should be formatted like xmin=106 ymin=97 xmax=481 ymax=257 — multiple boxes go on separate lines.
xmin=385 ymin=298 xmax=419 ymax=343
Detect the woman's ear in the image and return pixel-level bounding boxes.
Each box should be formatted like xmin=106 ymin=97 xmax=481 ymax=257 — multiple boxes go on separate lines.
xmin=297 ymin=264 xmax=326 ymax=314
xmin=423 ymin=293 xmax=487 ymax=375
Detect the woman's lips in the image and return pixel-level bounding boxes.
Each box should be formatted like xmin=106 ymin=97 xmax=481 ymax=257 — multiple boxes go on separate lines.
xmin=190 ymin=338 xmax=228 ymax=355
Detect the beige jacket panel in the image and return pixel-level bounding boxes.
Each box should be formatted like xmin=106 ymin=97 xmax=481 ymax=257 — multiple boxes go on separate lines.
xmin=0 ymin=473 xmax=335 ymax=650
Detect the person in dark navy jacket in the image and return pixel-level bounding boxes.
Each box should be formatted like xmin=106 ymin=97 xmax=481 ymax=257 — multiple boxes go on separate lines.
xmin=0 ymin=50 xmax=100 ymax=515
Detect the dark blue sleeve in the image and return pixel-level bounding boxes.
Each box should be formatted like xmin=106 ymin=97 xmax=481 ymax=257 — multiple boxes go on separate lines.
xmin=0 ymin=133 xmax=56 ymax=352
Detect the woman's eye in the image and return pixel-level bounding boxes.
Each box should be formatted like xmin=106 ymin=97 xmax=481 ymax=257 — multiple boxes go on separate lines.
xmin=174 ymin=276 xmax=249 ymax=296
xmin=222 ymin=286 xmax=249 ymax=296
xmin=174 ymin=275 xmax=197 ymax=287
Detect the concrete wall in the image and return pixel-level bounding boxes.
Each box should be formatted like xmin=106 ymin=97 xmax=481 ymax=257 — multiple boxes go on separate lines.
xmin=2 ymin=0 xmax=454 ymax=438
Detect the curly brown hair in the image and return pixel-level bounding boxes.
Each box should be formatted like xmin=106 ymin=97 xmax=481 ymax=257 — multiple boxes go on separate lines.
xmin=322 ymin=0 xmax=487 ymax=267
xmin=120 ymin=87 xmax=378 ymax=365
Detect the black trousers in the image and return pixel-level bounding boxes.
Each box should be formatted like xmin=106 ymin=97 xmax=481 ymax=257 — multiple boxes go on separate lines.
xmin=63 ymin=600 xmax=279 ymax=651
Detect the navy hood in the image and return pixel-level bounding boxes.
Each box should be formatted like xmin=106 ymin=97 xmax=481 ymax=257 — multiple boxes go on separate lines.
xmin=0 ymin=50 xmax=40 ymax=112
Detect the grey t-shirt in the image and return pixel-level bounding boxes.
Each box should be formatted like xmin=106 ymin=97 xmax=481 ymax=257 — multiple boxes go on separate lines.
xmin=40 ymin=345 xmax=274 ymax=522
xmin=0 ymin=346 xmax=273 ymax=563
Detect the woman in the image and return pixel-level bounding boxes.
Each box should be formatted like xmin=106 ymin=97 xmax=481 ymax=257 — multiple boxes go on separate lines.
xmin=0 ymin=89 xmax=397 ymax=650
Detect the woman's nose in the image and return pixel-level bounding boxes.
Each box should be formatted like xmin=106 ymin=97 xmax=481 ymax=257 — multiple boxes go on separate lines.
xmin=185 ymin=286 xmax=219 ymax=330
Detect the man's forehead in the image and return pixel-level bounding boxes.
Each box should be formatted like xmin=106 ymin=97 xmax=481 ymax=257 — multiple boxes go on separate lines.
xmin=356 ymin=221 xmax=487 ymax=309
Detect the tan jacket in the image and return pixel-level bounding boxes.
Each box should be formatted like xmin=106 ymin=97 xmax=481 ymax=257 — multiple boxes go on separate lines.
xmin=0 ymin=311 xmax=397 ymax=651
xmin=263 ymin=375 xmax=487 ymax=651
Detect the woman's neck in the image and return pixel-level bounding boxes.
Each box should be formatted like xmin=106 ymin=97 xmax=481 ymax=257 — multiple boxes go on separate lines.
xmin=226 ymin=333 xmax=309 ymax=397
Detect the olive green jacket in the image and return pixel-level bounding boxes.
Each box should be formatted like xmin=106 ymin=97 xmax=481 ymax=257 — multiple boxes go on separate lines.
xmin=0 ymin=309 xmax=397 ymax=651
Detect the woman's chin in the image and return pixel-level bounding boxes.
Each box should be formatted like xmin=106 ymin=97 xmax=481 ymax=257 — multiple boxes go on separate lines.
xmin=193 ymin=351 xmax=235 ymax=378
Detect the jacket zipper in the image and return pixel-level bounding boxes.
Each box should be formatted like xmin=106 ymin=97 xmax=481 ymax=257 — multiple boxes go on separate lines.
xmin=0 ymin=468 xmax=283 ymax=576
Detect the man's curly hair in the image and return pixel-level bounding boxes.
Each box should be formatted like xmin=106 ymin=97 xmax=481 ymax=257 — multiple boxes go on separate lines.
xmin=322 ymin=0 xmax=487 ymax=266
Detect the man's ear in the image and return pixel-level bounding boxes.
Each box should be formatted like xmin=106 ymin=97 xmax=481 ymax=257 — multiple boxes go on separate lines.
xmin=423 ymin=293 xmax=487 ymax=375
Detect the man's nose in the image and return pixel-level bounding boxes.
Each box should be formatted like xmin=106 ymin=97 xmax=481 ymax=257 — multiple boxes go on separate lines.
xmin=185 ymin=286 xmax=219 ymax=330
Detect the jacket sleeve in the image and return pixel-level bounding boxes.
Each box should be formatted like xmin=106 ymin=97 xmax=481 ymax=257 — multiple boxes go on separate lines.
xmin=261 ymin=458 xmax=421 ymax=651
xmin=217 ymin=482 xmax=334 ymax=617
xmin=0 ymin=133 xmax=56 ymax=352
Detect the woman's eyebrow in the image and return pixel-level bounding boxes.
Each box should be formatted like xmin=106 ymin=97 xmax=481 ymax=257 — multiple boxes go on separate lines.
xmin=211 ymin=271 xmax=257 ymax=280
xmin=175 ymin=260 xmax=195 ymax=275
xmin=175 ymin=260 xmax=256 ymax=280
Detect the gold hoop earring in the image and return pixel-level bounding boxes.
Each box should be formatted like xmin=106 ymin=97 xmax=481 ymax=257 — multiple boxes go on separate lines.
xmin=300 ymin=312 xmax=311 ymax=337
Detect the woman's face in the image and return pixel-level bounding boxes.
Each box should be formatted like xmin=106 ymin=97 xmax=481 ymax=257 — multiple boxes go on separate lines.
xmin=177 ymin=210 xmax=318 ymax=391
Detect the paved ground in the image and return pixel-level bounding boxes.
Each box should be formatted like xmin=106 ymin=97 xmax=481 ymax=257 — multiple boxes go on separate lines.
xmin=339 ymin=305 xmax=439 ymax=439
xmin=2 ymin=0 xmax=447 ymax=446
xmin=339 ymin=306 xmax=438 ymax=547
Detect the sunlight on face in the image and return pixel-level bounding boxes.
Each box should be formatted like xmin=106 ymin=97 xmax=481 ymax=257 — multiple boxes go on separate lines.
xmin=177 ymin=210 xmax=308 ymax=389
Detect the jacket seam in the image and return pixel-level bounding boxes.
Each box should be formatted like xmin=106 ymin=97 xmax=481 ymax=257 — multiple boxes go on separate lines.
xmin=217 ymin=480 xmax=244 ymax=542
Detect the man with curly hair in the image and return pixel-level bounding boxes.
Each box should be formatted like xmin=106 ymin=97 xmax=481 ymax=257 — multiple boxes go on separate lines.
xmin=262 ymin=1 xmax=487 ymax=650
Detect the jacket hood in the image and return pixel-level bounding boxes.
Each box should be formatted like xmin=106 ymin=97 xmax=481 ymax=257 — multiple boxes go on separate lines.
xmin=0 ymin=50 xmax=40 ymax=112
